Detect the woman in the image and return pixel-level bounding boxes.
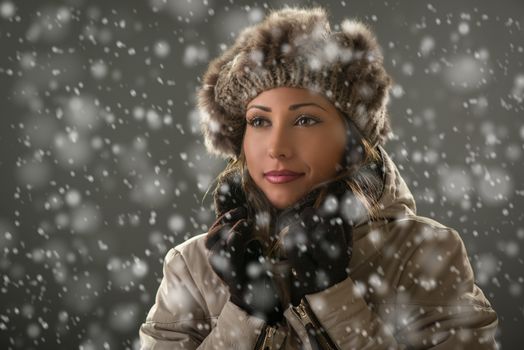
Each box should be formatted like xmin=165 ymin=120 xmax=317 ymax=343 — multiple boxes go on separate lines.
xmin=139 ymin=7 xmax=498 ymax=349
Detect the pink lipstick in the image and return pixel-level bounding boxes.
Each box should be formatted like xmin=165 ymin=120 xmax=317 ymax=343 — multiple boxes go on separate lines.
xmin=264 ymin=170 xmax=304 ymax=184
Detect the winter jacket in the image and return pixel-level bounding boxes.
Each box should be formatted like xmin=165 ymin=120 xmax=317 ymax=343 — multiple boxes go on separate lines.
xmin=139 ymin=146 xmax=498 ymax=349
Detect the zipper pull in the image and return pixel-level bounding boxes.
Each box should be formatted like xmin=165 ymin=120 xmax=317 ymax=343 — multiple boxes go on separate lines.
xmin=257 ymin=324 xmax=277 ymax=350
xmin=292 ymin=299 xmax=338 ymax=350
xmin=293 ymin=299 xmax=311 ymax=322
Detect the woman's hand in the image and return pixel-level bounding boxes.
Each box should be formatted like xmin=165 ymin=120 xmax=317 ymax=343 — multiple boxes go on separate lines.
xmin=205 ymin=207 xmax=284 ymax=325
xmin=280 ymin=193 xmax=353 ymax=306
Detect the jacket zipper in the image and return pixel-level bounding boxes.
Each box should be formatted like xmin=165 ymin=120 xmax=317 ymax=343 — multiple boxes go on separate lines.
xmin=291 ymin=299 xmax=339 ymax=350
xmin=255 ymin=324 xmax=277 ymax=350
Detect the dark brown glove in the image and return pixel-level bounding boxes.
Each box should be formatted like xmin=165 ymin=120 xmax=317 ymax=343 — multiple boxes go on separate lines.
xmin=205 ymin=207 xmax=284 ymax=325
xmin=277 ymin=181 xmax=353 ymax=306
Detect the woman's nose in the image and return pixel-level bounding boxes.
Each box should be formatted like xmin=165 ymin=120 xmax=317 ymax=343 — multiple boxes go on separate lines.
xmin=267 ymin=126 xmax=292 ymax=159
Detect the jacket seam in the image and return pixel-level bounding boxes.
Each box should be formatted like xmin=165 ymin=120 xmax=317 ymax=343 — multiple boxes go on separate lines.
xmin=374 ymin=145 xmax=388 ymax=204
xmin=392 ymin=215 xmax=451 ymax=231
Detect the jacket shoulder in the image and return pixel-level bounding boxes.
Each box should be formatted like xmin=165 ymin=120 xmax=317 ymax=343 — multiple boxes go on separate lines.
xmin=169 ymin=232 xmax=212 ymax=284
xmin=169 ymin=232 xmax=229 ymax=316
xmin=173 ymin=232 xmax=208 ymax=256
xmin=384 ymin=215 xmax=484 ymax=302
xmin=160 ymin=232 xmax=208 ymax=274
xmin=393 ymin=213 xmax=451 ymax=231
xmin=386 ymin=213 xmax=463 ymax=246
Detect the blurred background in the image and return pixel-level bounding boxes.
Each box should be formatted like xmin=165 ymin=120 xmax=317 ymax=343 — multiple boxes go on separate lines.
xmin=0 ymin=0 xmax=522 ymax=349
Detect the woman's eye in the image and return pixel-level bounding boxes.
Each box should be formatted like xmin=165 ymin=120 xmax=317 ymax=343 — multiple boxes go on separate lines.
xmin=296 ymin=115 xmax=319 ymax=126
xmin=247 ymin=117 xmax=267 ymax=128
xmin=247 ymin=115 xmax=319 ymax=128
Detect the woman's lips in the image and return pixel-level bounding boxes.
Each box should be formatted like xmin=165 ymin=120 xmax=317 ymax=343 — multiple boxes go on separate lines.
xmin=264 ymin=173 xmax=304 ymax=184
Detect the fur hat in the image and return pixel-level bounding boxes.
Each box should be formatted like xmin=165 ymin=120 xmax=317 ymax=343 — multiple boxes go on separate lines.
xmin=198 ymin=7 xmax=393 ymax=160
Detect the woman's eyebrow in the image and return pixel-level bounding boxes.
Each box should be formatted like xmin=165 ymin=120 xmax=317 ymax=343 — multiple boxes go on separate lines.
xmin=289 ymin=103 xmax=327 ymax=111
xmin=246 ymin=102 xmax=327 ymax=112
xmin=247 ymin=105 xmax=271 ymax=112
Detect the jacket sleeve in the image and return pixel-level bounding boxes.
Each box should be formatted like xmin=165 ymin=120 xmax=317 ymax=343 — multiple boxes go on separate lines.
xmin=284 ymin=228 xmax=498 ymax=349
xmin=139 ymin=248 xmax=266 ymax=349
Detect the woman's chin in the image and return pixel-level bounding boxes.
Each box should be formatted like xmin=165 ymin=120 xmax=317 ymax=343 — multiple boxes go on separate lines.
xmin=267 ymin=193 xmax=304 ymax=210
xmin=267 ymin=196 xmax=294 ymax=210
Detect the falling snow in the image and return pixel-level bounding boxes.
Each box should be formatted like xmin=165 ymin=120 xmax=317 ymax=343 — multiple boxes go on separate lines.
xmin=0 ymin=0 xmax=523 ymax=349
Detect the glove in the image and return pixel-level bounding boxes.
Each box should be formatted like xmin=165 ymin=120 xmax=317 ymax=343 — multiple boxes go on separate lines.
xmin=205 ymin=206 xmax=284 ymax=325
xmin=278 ymin=182 xmax=353 ymax=306
xmin=213 ymin=170 xmax=247 ymax=219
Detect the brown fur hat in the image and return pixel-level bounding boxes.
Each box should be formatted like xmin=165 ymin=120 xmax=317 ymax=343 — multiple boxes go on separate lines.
xmin=198 ymin=7 xmax=393 ymax=160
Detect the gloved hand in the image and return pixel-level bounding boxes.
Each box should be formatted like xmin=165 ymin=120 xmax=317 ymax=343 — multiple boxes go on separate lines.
xmin=205 ymin=206 xmax=284 ymax=325
xmin=213 ymin=170 xmax=247 ymax=219
xmin=278 ymin=182 xmax=353 ymax=306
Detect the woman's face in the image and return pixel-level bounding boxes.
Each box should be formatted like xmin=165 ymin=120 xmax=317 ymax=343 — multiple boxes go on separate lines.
xmin=242 ymin=87 xmax=347 ymax=210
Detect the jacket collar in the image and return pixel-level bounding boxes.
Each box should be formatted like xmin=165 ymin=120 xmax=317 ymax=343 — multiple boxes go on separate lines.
xmin=371 ymin=145 xmax=416 ymax=223
xmin=350 ymin=145 xmax=417 ymax=253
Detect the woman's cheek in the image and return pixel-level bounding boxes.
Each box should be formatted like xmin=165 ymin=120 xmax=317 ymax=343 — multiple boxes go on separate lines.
xmin=244 ymin=135 xmax=266 ymax=171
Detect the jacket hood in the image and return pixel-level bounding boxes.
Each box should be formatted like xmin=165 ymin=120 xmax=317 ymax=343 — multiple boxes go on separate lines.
xmin=371 ymin=145 xmax=416 ymax=223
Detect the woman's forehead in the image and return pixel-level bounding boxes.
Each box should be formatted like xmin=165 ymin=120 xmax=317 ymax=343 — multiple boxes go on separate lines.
xmin=246 ymin=87 xmax=334 ymax=110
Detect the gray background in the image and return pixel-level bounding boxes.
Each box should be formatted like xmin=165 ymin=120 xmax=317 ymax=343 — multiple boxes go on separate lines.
xmin=0 ymin=0 xmax=523 ymax=349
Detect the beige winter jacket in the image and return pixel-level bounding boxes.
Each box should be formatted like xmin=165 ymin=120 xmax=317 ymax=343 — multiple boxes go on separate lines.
xmin=139 ymin=146 xmax=498 ymax=349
